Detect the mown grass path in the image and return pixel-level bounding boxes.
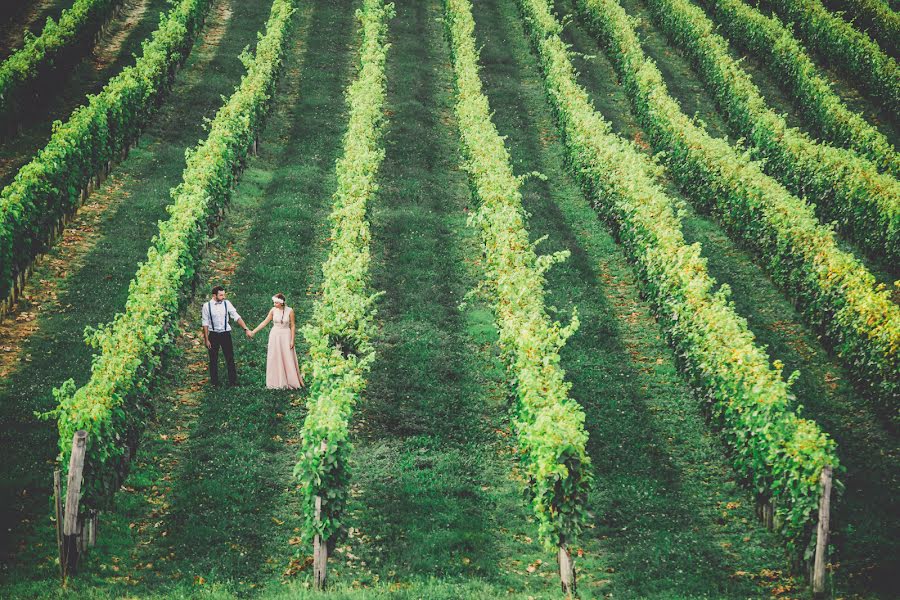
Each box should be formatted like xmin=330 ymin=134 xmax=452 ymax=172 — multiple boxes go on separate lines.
xmin=136 ymin=0 xmax=355 ymax=587
xmin=553 ymin=0 xmax=899 ymax=594
xmin=0 ymin=0 xmax=172 ymax=187
xmin=331 ymin=0 xmax=550 ymax=593
xmin=475 ymin=0 xmax=796 ymax=597
xmin=0 ymin=0 xmax=273 ymax=573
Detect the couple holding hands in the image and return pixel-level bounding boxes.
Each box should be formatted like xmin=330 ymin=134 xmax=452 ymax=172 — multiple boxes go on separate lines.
xmin=201 ymin=285 xmax=304 ymax=390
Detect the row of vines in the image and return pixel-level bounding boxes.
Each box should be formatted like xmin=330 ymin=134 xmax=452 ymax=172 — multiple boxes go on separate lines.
xmin=0 ymin=0 xmax=122 ymax=123
xmin=46 ymin=0 xmax=296 ymax=510
xmin=517 ymin=0 xmax=839 ymax=557
xmin=444 ymin=0 xmax=590 ymax=587
xmin=0 ymin=0 xmax=213 ymax=310
xmin=761 ymin=0 xmax=899 ymax=115
xmin=696 ymin=0 xmax=898 ymax=176
xmin=826 ymin=0 xmax=899 ymax=56
xmin=625 ymin=0 xmax=900 ymax=419
xmin=643 ymin=0 xmax=900 ymax=271
xmin=293 ymin=0 xmax=392 ymax=570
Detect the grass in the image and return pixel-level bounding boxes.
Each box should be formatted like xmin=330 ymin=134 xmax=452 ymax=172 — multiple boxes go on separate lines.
xmin=325 ymin=0 xmax=555 ymax=592
xmin=0 ymin=0 xmax=276 ymax=575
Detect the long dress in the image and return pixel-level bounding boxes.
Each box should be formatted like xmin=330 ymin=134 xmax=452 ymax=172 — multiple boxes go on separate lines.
xmin=266 ymin=306 xmax=302 ymax=389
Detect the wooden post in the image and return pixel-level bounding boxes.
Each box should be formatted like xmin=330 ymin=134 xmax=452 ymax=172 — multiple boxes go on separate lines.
xmin=78 ymin=519 xmax=86 ymax=554
xmin=62 ymin=430 xmax=88 ymax=578
xmin=87 ymin=510 xmax=97 ymax=548
xmin=812 ymin=466 xmax=833 ymax=597
xmin=54 ymin=470 xmax=64 ymax=581
xmin=313 ymin=495 xmax=327 ymax=590
xmin=313 ymin=440 xmax=328 ymax=590
xmin=558 ymin=537 xmax=576 ymax=597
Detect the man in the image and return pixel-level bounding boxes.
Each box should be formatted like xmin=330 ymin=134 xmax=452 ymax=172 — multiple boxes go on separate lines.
xmin=202 ymin=285 xmax=251 ymax=387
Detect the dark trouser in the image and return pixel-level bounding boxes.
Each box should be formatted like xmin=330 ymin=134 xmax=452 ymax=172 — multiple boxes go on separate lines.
xmin=208 ymin=331 xmax=237 ymax=386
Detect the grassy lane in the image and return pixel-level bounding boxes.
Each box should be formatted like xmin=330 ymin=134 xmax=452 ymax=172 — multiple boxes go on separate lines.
xmin=552 ymin=0 xmax=899 ymax=594
xmin=0 ymin=0 xmax=172 ymax=187
xmin=323 ymin=0 xmax=567 ymax=595
xmin=0 ymin=0 xmax=273 ymax=571
xmin=475 ymin=0 xmax=794 ymax=597
xmin=105 ymin=0 xmax=359 ymax=591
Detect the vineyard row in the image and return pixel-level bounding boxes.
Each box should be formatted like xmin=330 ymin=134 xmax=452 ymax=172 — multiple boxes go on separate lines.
xmin=293 ymin=0 xmax=392 ymax=588
xmin=644 ymin=0 xmax=900 ymax=270
xmin=0 ymin=0 xmax=214 ymax=315
xmin=47 ymin=0 xmax=296 ymax=511
xmin=0 ymin=0 xmax=123 ymax=124
xmin=576 ymin=0 xmax=900 ymax=422
xmin=518 ymin=0 xmax=838 ymax=561
xmin=445 ymin=0 xmax=591 ymax=590
xmin=829 ymin=0 xmax=899 ymax=56
xmin=697 ymin=0 xmax=898 ymax=177
xmin=761 ymin=0 xmax=899 ymax=115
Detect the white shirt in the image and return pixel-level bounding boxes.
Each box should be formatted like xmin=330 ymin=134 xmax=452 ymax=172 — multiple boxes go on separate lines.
xmin=202 ymin=299 xmax=241 ymax=333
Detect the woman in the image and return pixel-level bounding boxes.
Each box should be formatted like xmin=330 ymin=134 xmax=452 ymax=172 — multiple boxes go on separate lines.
xmin=250 ymin=293 xmax=304 ymax=389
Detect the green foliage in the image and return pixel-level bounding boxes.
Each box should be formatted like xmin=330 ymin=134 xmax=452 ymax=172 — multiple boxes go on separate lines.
xmin=47 ymin=0 xmax=297 ymax=510
xmin=762 ymin=0 xmax=899 ymax=114
xmin=829 ymin=0 xmax=900 ymax=57
xmin=0 ymin=0 xmax=121 ymax=122
xmin=641 ymin=0 xmax=900 ymax=270
xmin=697 ymin=0 xmax=898 ymax=176
xmin=444 ymin=0 xmax=591 ymax=549
xmin=293 ymin=0 xmax=393 ymax=546
xmin=0 ymin=0 xmax=212 ymax=309
xmin=616 ymin=0 xmax=900 ymax=417
xmin=517 ymin=0 xmax=839 ymax=557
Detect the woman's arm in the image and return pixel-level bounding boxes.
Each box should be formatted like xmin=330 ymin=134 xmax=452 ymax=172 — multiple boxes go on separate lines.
xmin=251 ymin=309 xmax=274 ymax=336
xmin=289 ymin=308 xmax=296 ymax=349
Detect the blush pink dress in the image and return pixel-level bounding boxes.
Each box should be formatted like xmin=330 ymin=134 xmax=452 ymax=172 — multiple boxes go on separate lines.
xmin=266 ymin=306 xmax=302 ymax=389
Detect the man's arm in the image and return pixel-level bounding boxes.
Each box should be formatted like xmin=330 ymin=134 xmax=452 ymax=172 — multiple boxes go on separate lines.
xmin=201 ymin=303 xmax=211 ymax=349
xmin=228 ymin=302 xmax=251 ymax=336
xmin=236 ymin=317 xmax=251 ymax=336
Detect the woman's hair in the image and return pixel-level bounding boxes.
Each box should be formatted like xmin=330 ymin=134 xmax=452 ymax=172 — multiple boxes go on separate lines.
xmin=274 ymin=293 xmax=286 ymax=302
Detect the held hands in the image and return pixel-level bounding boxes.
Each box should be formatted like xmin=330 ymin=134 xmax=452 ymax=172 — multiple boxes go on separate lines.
xmin=246 ymin=329 xmax=254 ymax=339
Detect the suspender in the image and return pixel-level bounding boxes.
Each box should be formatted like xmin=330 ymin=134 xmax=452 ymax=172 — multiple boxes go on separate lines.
xmin=206 ymin=300 xmax=231 ymax=333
